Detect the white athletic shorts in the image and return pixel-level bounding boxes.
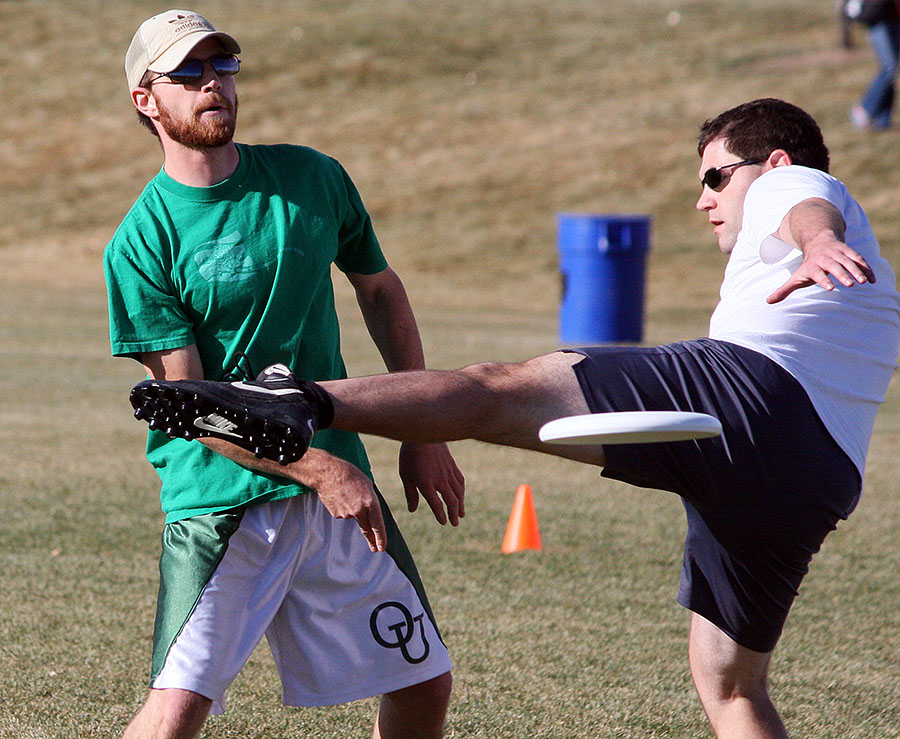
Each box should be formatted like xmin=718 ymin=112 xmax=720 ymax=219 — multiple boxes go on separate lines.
xmin=150 ymin=492 xmax=451 ymax=714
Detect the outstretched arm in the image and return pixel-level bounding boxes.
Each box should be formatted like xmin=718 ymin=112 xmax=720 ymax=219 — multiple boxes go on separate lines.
xmin=348 ymin=268 xmax=466 ymax=526
xmin=767 ymin=197 xmax=875 ymax=304
xmin=139 ymin=345 xmax=388 ymax=552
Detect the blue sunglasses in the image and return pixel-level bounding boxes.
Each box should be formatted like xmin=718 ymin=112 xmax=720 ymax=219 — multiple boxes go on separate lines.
xmin=147 ymin=54 xmax=240 ymax=85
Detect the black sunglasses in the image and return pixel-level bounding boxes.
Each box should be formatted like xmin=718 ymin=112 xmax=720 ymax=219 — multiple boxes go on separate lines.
xmin=700 ymin=157 xmax=765 ymax=191
xmin=147 ymin=54 xmax=241 ymax=85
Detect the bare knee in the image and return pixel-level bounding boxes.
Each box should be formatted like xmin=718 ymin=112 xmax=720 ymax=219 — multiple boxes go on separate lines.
xmin=696 ymin=670 xmax=772 ymax=711
xmin=689 ymin=618 xmax=772 ymax=698
xmin=453 ymin=361 xmax=532 ymax=441
xmin=385 ymin=670 xmax=452 ymax=708
xmin=376 ymin=672 xmax=452 ymax=739
xmin=458 ymin=353 xmax=581 ymax=395
xmin=123 ymin=689 xmax=212 ymax=739
xmin=457 ymin=360 xmax=519 ymax=393
xmin=688 ymin=615 xmax=786 ymax=738
xmin=456 ymin=354 xmax=588 ymax=445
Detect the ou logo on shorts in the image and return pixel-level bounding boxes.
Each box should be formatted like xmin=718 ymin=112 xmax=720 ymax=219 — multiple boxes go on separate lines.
xmin=369 ymin=601 xmax=430 ymax=664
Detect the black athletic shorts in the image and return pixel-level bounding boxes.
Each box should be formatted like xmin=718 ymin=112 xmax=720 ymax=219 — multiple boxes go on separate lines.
xmin=567 ymin=338 xmax=861 ymax=653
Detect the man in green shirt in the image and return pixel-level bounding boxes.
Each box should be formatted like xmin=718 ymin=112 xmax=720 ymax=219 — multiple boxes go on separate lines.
xmin=105 ymin=10 xmax=463 ymax=738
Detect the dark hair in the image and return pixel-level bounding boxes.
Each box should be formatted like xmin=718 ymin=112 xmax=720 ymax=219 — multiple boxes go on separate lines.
xmin=135 ymin=71 xmax=160 ymax=138
xmin=697 ymin=98 xmax=829 ymax=172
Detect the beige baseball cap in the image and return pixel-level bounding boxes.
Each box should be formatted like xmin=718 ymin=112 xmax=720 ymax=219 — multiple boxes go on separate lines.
xmin=125 ymin=9 xmax=241 ymax=90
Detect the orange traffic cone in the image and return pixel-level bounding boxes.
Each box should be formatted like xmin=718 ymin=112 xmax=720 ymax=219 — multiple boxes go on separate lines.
xmin=502 ymin=484 xmax=542 ymax=553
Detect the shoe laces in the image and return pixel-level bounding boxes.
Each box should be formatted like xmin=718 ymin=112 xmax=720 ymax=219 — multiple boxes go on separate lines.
xmin=221 ymin=351 xmax=257 ymax=382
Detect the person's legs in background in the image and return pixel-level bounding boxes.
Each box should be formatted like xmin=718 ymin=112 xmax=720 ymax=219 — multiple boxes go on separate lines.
xmin=853 ymin=17 xmax=900 ymax=128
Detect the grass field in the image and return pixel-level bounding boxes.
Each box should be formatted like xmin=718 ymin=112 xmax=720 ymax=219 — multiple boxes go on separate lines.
xmin=2 ymin=1 xmax=899 ymax=736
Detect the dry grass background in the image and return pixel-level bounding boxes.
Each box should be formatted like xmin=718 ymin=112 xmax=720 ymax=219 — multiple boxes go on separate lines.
xmin=1 ymin=1 xmax=899 ymax=737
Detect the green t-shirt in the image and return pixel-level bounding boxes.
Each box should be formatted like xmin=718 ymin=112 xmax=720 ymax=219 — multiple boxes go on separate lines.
xmin=104 ymin=143 xmax=388 ymax=523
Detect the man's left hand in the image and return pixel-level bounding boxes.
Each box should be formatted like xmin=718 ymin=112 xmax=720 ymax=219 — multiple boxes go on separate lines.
xmin=398 ymin=442 xmax=466 ymax=526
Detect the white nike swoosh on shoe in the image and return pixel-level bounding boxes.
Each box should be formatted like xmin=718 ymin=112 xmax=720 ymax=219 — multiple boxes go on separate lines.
xmin=194 ymin=413 xmax=243 ymax=438
xmin=230 ymin=382 xmax=304 ymax=396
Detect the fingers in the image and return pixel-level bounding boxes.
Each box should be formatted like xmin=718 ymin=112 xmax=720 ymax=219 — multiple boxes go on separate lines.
xmin=411 ymin=465 xmax=466 ymax=526
xmin=322 ymin=496 xmax=386 ymax=553
xmin=398 ymin=443 xmax=466 ymax=526
xmin=357 ymin=503 xmax=387 ymax=553
xmin=423 ymin=485 xmax=449 ymax=525
xmin=336 ymin=486 xmax=386 ymax=553
xmin=818 ymin=256 xmax=864 ymax=289
xmin=310 ymin=457 xmax=387 ymax=553
xmin=767 ymin=248 xmax=876 ymax=304
xmin=404 ymin=480 xmax=455 ymax=526
xmin=437 ymin=471 xmax=466 ymax=526
xmin=766 ymin=278 xmax=799 ymax=304
xmin=403 ymin=476 xmax=447 ymax=525
xmin=820 ymin=241 xmax=876 ymax=283
xmin=438 ymin=469 xmax=466 ymax=526
xmin=351 ymin=491 xmax=386 ymax=552
xmin=454 ymin=466 xmax=466 ymax=520
xmin=767 ymin=270 xmax=832 ymax=304
xmin=450 ymin=464 xmax=466 ymax=520
xmin=402 ymin=479 xmax=421 ymax=515
xmin=839 ymin=250 xmax=876 ymax=285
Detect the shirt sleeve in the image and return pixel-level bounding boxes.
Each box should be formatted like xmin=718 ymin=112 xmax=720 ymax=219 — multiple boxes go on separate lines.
xmin=332 ymin=161 xmax=389 ymax=275
xmin=104 ymin=229 xmax=195 ymax=360
xmin=742 ymin=166 xmax=846 ymax=263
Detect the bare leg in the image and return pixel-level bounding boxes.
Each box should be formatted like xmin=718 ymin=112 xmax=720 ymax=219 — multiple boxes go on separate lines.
xmin=322 ymin=351 xmax=605 ymax=465
xmin=688 ymin=614 xmax=787 ymax=738
xmin=372 ymin=671 xmax=452 ymax=739
xmin=122 ymin=688 xmax=212 ymax=739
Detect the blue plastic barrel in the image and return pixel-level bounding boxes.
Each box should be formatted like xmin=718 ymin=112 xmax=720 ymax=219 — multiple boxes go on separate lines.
xmin=557 ymin=214 xmax=651 ymax=344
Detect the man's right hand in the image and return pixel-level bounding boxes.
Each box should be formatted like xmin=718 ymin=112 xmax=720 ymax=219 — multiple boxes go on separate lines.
xmin=297 ymin=449 xmax=387 ymax=553
xmin=199 ymin=438 xmax=387 ymax=553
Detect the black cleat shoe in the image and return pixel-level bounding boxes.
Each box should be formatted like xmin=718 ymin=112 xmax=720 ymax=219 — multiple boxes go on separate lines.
xmin=129 ymin=365 xmax=332 ymax=465
xmin=253 ymin=364 xmax=334 ymax=429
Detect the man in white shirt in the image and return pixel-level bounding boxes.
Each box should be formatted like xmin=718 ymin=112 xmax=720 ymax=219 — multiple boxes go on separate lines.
xmin=132 ymin=99 xmax=900 ymax=737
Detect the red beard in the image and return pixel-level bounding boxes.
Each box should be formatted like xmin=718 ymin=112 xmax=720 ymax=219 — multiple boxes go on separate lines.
xmin=156 ymin=93 xmax=239 ymax=150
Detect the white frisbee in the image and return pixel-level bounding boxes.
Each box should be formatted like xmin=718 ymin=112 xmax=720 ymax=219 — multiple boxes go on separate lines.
xmin=539 ymin=411 xmax=722 ymax=445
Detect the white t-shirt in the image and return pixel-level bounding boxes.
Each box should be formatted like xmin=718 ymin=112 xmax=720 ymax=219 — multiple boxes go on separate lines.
xmin=709 ymin=165 xmax=900 ymax=477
